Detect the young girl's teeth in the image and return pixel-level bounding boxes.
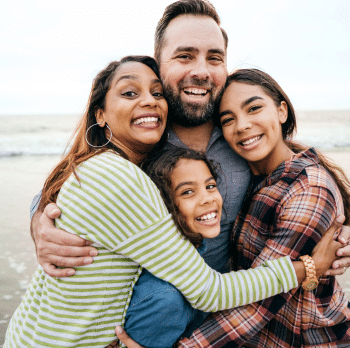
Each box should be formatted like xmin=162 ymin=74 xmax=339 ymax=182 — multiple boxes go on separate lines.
xmin=134 ymin=117 xmax=158 ymax=125
xmin=197 ymin=212 xmax=216 ymax=221
xmin=241 ymin=135 xmax=261 ymax=146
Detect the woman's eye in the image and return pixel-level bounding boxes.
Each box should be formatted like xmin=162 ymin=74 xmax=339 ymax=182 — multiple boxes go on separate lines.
xmin=122 ymin=91 xmax=137 ymax=97
xmin=153 ymin=91 xmax=164 ymax=98
xmin=207 ymin=183 xmax=217 ymax=190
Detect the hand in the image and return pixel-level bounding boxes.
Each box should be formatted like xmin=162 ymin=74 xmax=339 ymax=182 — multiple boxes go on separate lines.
xmin=115 ymin=326 xmax=145 ymax=348
xmin=311 ymin=215 xmax=344 ymax=277
xmin=31 ymin=203 xmax=98 ymax=277
xmin=325 ymin=224 xmax=350 ymax=276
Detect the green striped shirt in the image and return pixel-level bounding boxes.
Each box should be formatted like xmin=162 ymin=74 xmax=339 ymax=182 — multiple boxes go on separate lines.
xmin=5 ymin=151 xmax=297 ymax=348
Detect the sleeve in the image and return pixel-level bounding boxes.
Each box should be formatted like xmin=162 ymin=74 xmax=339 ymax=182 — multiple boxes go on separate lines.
xmin=55 ymin=154 xmax=298 ymax=313
xmin=30 ymin=190 xmax=42 ymax=219
xmin=177 ymin=184 xmax=338 ymax=347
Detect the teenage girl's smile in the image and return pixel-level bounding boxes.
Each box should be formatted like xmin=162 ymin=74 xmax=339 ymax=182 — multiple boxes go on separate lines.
xmin=219 ymin=82 xmax=293 ymax=175
xmin=170 ymin=158 xmax=222 ymax=239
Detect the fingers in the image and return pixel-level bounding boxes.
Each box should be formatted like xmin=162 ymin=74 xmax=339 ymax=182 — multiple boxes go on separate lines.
xmin=44 ymin=203 xmax=62 ymax=219
xmin=337 ymin=224 xmax=350 ymax=245
xmin=43 ymin=263 xmax=76 ymax=278
xmin=115 ymin=326 xmax=144 ymax=348
xmin=326 ymin=215 xmax=345 ymax=240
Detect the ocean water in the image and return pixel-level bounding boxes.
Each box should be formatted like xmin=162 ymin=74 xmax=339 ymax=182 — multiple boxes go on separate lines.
xmin=0 ymin=110 xmax=349 ymax=157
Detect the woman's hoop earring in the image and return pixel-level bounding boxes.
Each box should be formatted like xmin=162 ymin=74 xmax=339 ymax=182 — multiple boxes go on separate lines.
xmin=85 ymin=123 xmax=113 ymax=148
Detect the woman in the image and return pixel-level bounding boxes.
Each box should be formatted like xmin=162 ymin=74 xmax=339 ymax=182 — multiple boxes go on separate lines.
xmin=184 ymin=68 xmax=350 ymax=347
xmin=3 ymin=58 xmax=341 ymax=348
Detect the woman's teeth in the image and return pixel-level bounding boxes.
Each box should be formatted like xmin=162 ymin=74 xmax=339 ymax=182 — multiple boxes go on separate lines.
xmin=241 ymin=135 xmax=262 ymax=146
xmin=133 ymin=117 xmax=158 ymax=125
xmin=196 ymin=212 xmax=217 ymax=221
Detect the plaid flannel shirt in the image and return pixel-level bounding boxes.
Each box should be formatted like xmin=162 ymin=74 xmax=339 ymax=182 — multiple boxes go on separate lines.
xmin=178 ymin=148 xmax=350 ymax=348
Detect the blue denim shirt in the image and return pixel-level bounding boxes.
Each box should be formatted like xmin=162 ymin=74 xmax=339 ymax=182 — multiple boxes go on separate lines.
xmin=124 ymin=243 xmax=209 ymax=348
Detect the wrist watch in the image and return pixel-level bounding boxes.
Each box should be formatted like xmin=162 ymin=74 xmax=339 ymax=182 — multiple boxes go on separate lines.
xmin=299 ymin=255 xmax=318 ymax=291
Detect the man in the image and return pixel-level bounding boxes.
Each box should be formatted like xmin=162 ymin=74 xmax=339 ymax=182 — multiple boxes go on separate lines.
xmin=31 ymin=0 xmax=350 ymax=346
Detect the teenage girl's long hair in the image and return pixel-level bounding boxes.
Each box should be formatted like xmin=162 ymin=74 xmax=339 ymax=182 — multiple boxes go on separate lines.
xmin=39 ymin=56 xmax=163 ymax=211
xmin=222 ymin=69 xmax=350 ymax=224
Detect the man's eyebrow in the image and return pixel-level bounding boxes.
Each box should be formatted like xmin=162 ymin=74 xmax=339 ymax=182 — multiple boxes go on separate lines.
xmin=172 ymin=46 xmax=225 ymax=57
xmin=208 ymin=48 xmax=225 ymax=56
xmin=173 ymin=46 xmax=199 ymax=55
xmin=240 ymin=96 xmax=263 ymax=109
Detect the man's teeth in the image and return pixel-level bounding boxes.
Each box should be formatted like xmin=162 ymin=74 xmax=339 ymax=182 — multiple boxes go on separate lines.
xmin=196 ymin=212 xmax=216 ymax=221
xmin=133 ymin=117 xmax=158 ymax=125
xmin=241 ymin=135 xmax=261 ymax=146
xmin=183 ymin=87 xmax=208 ymax=96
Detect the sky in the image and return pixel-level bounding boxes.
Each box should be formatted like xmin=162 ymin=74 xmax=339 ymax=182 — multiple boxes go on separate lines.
xmin=1 ymin=0 xmax=349 ymax=115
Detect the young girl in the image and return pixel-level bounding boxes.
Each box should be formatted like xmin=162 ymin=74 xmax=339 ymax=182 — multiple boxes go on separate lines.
xmin=121 ymin=147 xmax=344 ymax=348
xmin=180 ymin=69 xmax=350 ymax=347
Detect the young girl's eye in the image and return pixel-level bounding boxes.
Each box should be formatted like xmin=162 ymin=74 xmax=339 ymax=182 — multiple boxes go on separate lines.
xmin=207 ymin=183 xmax=217 ymax=190
xmin=181 ymin=189 xmax=194 ymax=196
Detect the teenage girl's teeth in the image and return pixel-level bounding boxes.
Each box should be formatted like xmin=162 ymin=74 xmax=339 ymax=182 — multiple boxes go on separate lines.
xmin=183 ymin=88 xmax=208 ymax=96
xmin=133 ymin=117 xmax=159 ymax=125
xmin=241 ymin=135 xmax=262 ymax=146
xmin=196 ymin=212 xmax=217 ymax=221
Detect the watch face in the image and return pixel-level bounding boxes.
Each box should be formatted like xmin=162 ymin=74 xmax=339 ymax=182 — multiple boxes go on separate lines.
xmin=306 ymin=281 xmax=318 ymax=291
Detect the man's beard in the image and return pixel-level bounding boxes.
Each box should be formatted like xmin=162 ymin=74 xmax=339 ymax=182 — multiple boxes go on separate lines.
xmin=163 ymin=79 xmax=224 ymax=128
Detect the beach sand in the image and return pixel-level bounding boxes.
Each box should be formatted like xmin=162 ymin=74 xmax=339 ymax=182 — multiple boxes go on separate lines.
xmin=1 ymin=151 xmax=350 ymax=343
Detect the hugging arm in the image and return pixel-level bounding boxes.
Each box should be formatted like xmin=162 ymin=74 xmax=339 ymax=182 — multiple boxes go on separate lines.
xmin=178 ymin=186 xmax=342 ymax=348
xmin=30 ymin=200 xmax=98 ymax=277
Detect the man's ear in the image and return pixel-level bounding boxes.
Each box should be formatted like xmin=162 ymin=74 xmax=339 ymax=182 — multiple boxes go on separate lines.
xmin=278 ymin=101 xmax=288 ymax=124
xmin=95 ymin=108 xmax=106 ymax=127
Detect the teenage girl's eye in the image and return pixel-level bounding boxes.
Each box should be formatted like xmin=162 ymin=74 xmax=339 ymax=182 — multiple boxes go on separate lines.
xmin=248 ymin=105 xmax=262 ymax=113
xmin=220 ymin=116 xmax=234 ymax=126
xmin=206 ymin=182 xmax=217 ymax=190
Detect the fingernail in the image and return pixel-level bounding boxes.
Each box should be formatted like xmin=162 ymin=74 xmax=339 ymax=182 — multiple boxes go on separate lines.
xmin=334 ymin=263 xmax=339 ymax=268
xmin=67 ymin=270 xmax=75 ymax=276
xmin=338 ymin=251 xmax=343 ymax=256
xmin=90 ymin=250 xmax=98 ymax=256
xmin=336 ymin=215 xmax=344 ymax=224
xmin=324 ymin=271 xmax=329 ymax=276
xmin=116 ymin=325 xmax=123 ymax=334
xmin=52 ymin=209 xmax=61 ymax=214
xmin=83 ymin=258 xmax=93 ymax=264
xmin=339 ymin=237 xmax=346 ymax=244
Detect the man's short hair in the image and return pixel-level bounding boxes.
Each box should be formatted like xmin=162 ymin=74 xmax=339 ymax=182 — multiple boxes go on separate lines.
xmin=154 ymin=0 xmax=228 ymax=64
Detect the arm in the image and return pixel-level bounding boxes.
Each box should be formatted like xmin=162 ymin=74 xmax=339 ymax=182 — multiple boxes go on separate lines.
xmin=178 ymin=185 xmax=342 ymax=347
xmin=30 ymin=199 xmax=98 ymax=277
xmin=57 ymin=153 xmax=298 ymax=313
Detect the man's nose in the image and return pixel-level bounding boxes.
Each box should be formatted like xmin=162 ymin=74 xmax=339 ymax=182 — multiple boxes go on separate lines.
xmin=189 ymin=58 xmax=210 ymax=80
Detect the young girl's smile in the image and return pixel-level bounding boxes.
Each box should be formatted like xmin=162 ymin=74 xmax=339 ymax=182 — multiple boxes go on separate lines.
xmin=219 ymin=82 xmax=293 ymax=175
xmin=170 ymin=158 xmax=222 ymax=239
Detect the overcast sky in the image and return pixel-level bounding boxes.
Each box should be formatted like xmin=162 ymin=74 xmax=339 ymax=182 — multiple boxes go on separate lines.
xmin=1 ymin=0 xmax=349 ymax=115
